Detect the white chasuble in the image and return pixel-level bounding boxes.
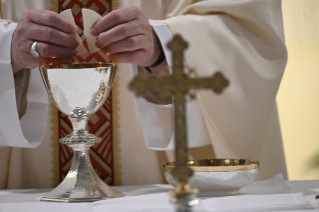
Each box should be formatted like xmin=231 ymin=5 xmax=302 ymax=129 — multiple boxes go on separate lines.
xmin=0 ymin=0 xmax=287 ymax=189
xmin=135 ymin=0 xmax=288 ymax=180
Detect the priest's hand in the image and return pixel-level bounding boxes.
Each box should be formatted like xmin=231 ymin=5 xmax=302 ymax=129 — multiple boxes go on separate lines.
xmin=91 ymin=6 xmax=167 ymax=72
xmin=11 ymin=10 xmax=79 ymax=74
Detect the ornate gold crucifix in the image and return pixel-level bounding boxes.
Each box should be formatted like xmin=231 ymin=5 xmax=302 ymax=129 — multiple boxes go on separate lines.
xmin=129 ymin=34 xmax=229 ymax=211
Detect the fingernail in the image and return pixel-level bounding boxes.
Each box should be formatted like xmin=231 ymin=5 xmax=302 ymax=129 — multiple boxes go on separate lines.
xmin=71 ymin=25 xmax=77 ymax=34
xmin=71 ymin=56 xmax=76 ymax=63
xmin=73 ymin=39 xmax=80 ymax=48
xmin=91 ymin=28 xmax=98 ymax=36
xmin=106 ymin=53 xmax=115 ymax=62
xmin=95 ymin=40 xmax=101 ymax=48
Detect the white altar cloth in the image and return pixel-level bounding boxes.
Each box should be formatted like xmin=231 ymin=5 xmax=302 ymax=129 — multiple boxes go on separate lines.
xmin=0 ymin=180 xmax=318 ymax=212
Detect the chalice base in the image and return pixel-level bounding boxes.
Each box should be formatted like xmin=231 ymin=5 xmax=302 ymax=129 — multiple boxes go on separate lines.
xmin=41 ymin=148 xmax=124 ymax=202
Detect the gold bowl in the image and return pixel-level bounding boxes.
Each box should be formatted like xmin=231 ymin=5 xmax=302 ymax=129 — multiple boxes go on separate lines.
xmin=163 ymin=159 xmax=259 ymax=197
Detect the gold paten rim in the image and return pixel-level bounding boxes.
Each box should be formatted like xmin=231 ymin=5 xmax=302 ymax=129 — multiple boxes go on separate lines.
xmin=163 ymin=159 xmax=259 ymax=172
xmin=42 ymin=63 xmax=116 ymax=69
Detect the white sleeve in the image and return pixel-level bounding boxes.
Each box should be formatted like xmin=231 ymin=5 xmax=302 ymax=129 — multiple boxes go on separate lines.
xmin=0 ymin=20 xmax=48 ymax=148
xmin=133 ymin=19 xmax=211 ymax=150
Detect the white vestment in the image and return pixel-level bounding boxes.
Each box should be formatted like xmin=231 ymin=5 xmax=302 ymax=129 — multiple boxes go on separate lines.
xmin=0 ymin=0 xmax=287 ymax=189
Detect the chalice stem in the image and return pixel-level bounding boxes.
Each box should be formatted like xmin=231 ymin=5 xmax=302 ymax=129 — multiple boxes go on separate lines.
xmin=41 ymin=113 xmax=124 ymax=202
xmin=69 ymin=116 xmax=89 ymax=134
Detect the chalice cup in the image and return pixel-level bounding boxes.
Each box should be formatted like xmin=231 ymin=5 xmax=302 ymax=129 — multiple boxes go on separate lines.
xmin=39 ymin=63 xmax=124 ymax=202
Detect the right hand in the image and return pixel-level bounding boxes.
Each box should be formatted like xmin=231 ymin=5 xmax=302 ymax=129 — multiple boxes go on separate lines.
xmin=11 ymin=10 xmax=79 ymax=74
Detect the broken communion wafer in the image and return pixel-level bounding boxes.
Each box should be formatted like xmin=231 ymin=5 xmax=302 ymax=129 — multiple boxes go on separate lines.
xmin=59 ymin=9 xmax=89 ymax=56
xmin=59 ymin=9 xmax=103 ymax=56
xmin=82 ymin=8 xmax=102 ymax=54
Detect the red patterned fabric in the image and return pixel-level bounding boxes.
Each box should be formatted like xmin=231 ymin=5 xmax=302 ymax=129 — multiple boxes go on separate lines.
xmin=58 ymin=0 xmax=114 ymax=185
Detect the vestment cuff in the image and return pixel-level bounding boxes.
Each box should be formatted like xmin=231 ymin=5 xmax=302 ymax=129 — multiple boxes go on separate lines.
xmin=149 ymin=19 xmax=174 ymax=73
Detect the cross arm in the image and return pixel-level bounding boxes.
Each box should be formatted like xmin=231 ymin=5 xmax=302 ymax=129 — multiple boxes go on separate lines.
xmin=129 ymin=72 xmax=229 ymax=97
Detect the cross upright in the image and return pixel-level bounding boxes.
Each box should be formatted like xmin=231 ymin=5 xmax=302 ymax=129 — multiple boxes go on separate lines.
xmin=129 ymin=34 xmax=229 ymax=203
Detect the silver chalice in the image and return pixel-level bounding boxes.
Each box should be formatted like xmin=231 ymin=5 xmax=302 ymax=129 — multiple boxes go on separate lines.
xmin=39 ymin=63 xmax=124 ymax=202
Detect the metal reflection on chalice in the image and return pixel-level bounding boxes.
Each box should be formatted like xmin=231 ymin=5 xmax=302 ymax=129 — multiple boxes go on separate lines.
xmin=39 ymin=63 xmax=124 ymax=202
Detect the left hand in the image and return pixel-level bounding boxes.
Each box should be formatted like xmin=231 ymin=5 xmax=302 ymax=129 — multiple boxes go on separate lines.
xmin=90 ymin=6 xmax=162 ymax=67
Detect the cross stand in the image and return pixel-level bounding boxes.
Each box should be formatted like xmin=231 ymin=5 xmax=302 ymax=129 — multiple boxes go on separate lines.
xmin=129 ymin=34 xmax=229 ymax=212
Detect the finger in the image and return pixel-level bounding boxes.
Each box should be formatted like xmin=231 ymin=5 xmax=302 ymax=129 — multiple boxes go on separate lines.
xmin=35 ymin=42 xmax=78 ymax=58
xmin=39 ymin=56 xmax=76 ymax=66
xmin=96 ymin=21 xmax=146 ymax=48
xmin=26 ymin=55 xmax=76 ymax=69
xmin=101 ymin=35 xmax=146 ymax=53
xmin=26 ymin=10 xmax=77 ymax=34
xmin=107 ymin=49 xmax=146 ymax=64
xmin=26 ymin=24 xmax=79 ymax=48
xmin=91 ymin=7 xmax=143 ymax=36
